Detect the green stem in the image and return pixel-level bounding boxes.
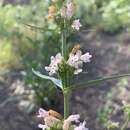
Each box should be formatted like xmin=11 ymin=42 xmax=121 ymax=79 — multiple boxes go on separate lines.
xmin=61 ymin=31 xmax=65 ymax=57
xmin=61 ymin=19 xmax=67 ymax=60
xmin=121 ymin=117 xmax=130 ymax=130
xmin=62 ymin=69 xmax=70 ymax=119
xmin=61 ymin=15 xmax=70 ymax=119
xmin=63 ymin=89 xmax=70 ymax=119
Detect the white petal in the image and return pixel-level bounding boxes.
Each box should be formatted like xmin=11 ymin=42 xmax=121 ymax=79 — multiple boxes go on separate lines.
xmin=74 ymin=69 xmax=82 ymax=75
xmin=38 ymin=124 xmax=48 ymax=130
xmin=80 ymin=53 xmax=92 ymax=63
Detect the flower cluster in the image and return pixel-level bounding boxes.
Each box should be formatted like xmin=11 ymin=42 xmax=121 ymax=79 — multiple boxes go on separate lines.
xmin=60 ymin=1 xmax=82 ymax=31
xmin=72 ymin=19 xmax=82 ymax=31
xmin=47 ymin=0 xmax=82 ymax=31
xmin=37 ymin=108 xmax=88 ymax=130
xmin=45 ymin=53 xmax=63 ymax=76
xmin=60 ymin=2 xmax=75 ymax=19
xmin=67 ymin=50 xmax=92 ymax=75
xmin=45 ymin=49 xmax=92 ymax=75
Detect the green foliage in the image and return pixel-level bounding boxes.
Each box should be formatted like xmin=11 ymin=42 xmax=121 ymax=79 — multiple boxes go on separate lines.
xmin=0 ymin=1 xmax=61 ymax=109
xmin=0 ymin=39 xmax=20 ymax=73
xmin=76 ymin=0 xmax=130 ymax=32
xmin=102 ymin=0 xmax=130 ymax=32
xmin=19 ymin=0 xmax=62 ymax=107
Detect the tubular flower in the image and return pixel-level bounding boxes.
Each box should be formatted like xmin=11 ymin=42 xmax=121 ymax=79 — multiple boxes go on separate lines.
xmin=37 ymin=108 xmax=60 ymax=129
xmin=63 ymin=114 xmax=80 ymax=130
xmin=45 ymin=53 xmax=63 ymax=75
xmin=72 ymin=19 xmax=82 ymax=31
xmin=67 ymin=50 xmax=92 ymax=75
xmin=80 ymin=53 xmax=92 ymax=63
xmin=74 ymin=121 xmax=89 ymax=130
xmin=37 ymin=108 xmax=49 ymax=118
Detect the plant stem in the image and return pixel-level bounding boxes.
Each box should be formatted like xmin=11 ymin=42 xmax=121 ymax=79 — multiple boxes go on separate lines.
xmin=61 ymin=17 xmax=70 ymax=119
xmin=63 ymin=89 xmax=70 ymax=119
xmin=61 ymin=19 xmax=67 ymax=60
xmin=121 ymin=116 xmax=130 ymax=130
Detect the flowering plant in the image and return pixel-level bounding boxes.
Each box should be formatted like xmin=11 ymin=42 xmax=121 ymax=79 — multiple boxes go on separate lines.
xmin=32 ymin=0 xmax=130 ymax=130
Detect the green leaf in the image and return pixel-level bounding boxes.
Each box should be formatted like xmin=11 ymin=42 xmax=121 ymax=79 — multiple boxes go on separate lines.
xmin=70 ymin=73 xmax=130 ymax=90
xmin=32 ymin=69 xmax=63 ymax=89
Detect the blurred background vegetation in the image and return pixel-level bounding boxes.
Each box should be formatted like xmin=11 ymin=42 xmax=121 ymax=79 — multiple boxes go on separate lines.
xmin=0 ymin=1 xmax=130 ymax=129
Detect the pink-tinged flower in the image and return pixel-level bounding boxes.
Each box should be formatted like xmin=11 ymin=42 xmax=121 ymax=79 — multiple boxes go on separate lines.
xmin=66 ymin=114 xmax=80 ymax=122
xmin=74 ymin=121 xmax=89 ymax=130
xmin=63 ymin=114 xmax=80 ymax=130
xmin=67 ymin=50 xmax=92 ymax=75
xmin=72 ymin=19 xmax=82 ymax=31
xmin=37 ymin=109 xmax=60 ymax=129
xmin=60 ymin=2 xmax=74 ymax=19
xmin=37 ymin=108 xmax=49 ymax=118
xmin=67 ymin=50 xmax=82 ymax=67
xmin=45 ymin=53 xmax=63 ymax=75
xmin=66 ymin=2 xmax=75 ymax=19
xmin=38 ymin=124 xmax=49 ymax=130
xmin=67 ymin=51 xmax=82 ymax=75
xmin=80 ymin=52 xmax=92 ymax=63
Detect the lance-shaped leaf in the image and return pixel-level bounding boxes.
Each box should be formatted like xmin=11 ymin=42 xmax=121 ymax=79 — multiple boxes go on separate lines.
xmin=23 ymin=23 xmax=44 ymax=30
xmin=70 ymin=73 xmax=130 ymax=91
xmin=32 ymin=69 xmax=63 ymax=89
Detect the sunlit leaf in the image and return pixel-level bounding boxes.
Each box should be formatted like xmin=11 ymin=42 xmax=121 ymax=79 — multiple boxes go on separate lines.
xmin=32 ymin=69 xmax=63 ymax=89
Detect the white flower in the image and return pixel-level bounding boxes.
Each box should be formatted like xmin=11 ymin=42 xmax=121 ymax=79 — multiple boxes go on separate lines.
xmin=74 ymin=121 xmax=89 ymax=130
xmin=72 ymin=19 xmax=82 ymax=31
xmin=66 ymin=114 xmax=80 ymax=123
xmin=67 ymin=50 xmax=91 ymax=75
xmin=63 ymin=114 xmax=80 ymax=130
xmin=37 ymin=109 xmax=60 ymax=129
xmin=38 ymin=124 xmax=49 ymax=130
xmin=80 ymin=52 xmax=92 ymax=63
xmin=37 ymin=108 xmax=49 ymax=118
xmin=67 ymin=50 xmax=82 ymax=67
xmin=74 ymin=69 xmax=83 ymax=75
xmin=45 ymin=53 xmax=63 ymax=75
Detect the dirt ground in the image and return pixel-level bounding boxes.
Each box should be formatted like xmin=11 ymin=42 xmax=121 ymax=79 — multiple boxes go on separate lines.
xmin=71 ymin=31 xmax=130 ymax=130
xmin=0 ymin=32 xmax=130 ymax=130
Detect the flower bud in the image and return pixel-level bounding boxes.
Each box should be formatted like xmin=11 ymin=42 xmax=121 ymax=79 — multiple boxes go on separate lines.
xmin=48 ymin=6 xmax=57 ymax=14
xmin=47 ymin=15 xmax=55 ymax=21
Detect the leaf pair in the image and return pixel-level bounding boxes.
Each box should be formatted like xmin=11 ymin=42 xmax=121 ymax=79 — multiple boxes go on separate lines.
xmin=33 ymin=68 xmax=130 ymax=91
